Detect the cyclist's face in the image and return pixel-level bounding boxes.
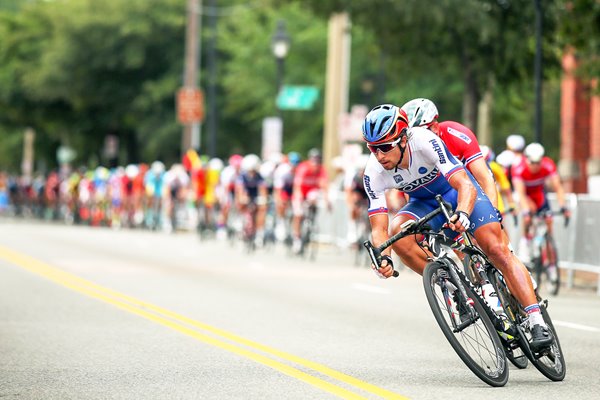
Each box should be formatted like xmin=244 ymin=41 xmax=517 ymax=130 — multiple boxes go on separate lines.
xmin=426 ymin=120 xmax=440 ymax=135
xmin=309 ymin=157 xmax=321 ymax=170
xmin=527 ymin=159 xmax=542 ymax=172
xmin=374 ymin=143 xmax=402 ymax=170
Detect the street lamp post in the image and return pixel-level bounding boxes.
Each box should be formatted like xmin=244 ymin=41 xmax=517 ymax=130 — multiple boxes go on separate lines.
xmin=271 ymin=20 xmax=290 ymax=116
xmin=534 ymin=0 xmax=543 ymax=144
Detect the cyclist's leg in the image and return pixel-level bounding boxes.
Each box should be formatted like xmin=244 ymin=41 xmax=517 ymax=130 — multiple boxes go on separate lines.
xmin=474 ymin=223 xmax=537 ymax=309
xmin=468 ymin=195 xmax=536 ymax=305
xmin=518 ymin=195 xmax=538 ymax=263
xmin=389 ymin=199 xmax=442 ymax=275
xmin=291 ymin=193 xmax=305 ymax=253
xmin=471 ymin=196 xmax=553 ymax=346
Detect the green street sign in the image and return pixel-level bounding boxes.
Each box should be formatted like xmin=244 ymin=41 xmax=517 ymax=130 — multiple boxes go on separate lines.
xmin=276 ymin=85 xmax=319 ymax=110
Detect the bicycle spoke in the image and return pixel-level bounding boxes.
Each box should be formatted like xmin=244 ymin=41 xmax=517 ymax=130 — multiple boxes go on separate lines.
xmin=430 ymin=276 xmax=505 ymax=380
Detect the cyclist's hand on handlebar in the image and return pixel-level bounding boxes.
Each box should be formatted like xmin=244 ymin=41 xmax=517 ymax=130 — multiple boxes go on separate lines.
xmin=445 ymin=211 xmax=470 ymax=232
xmin=371 ymin=255 xmax=395 ymax=279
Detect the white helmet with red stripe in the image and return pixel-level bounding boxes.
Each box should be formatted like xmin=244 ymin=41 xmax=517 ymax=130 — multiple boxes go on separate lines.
xmin=401 ymin=98 xmax=439 ymax=128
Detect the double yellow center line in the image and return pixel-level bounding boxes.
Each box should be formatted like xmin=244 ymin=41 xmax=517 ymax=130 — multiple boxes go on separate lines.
xmin=0 ymin=245 xmax=408 ymax=400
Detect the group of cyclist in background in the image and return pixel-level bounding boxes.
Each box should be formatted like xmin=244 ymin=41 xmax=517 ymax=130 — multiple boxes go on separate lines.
xmin=0 ymin=147 xmax=333 ymax=256
xmin=0 ymin=99 xmax=570 ymax=274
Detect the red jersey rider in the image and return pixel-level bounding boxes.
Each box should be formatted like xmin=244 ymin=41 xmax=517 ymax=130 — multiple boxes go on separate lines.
xmin=291 ymin=148 xmax=329 ymax=254
xmin=400 ymin=99 xmax=499 ymax=212
xmin=511 ymin=142 xmax=570 ymax=263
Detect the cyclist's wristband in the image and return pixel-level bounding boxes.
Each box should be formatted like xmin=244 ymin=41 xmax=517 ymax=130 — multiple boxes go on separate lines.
xmin=560 ymin=206 xmax=569 ymax=214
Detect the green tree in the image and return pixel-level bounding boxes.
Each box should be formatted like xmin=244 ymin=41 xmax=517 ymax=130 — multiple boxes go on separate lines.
xmin=0 ymin=0 xmax=186 ymax=170
xmin=296 ymin=0 xmax=561 ymax=140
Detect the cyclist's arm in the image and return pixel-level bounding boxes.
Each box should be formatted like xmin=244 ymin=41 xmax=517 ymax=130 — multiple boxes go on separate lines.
xmin=369 ymin=213 xmax=392 ymax=258
xmin=319 ymin=169 xmax=330 ymax=205
xmin=468 ymin=158 xmax=499 ymax=209
xmin=258 ymin=182 xmax=268 ymax=205
xmin=292 ymin=164 xmax=306 ymax=203
xmin=491 ymin=162 xmax=516 ymax=211
xmin=512 ymin=178 xmax=530 ymax=214
xmin=547 ymin=174 xmax=567 ymax=209
xmin=447 ymin=169 xmax=477 ymax=216
xmin=234 ymin=180 xmax=247 ymax=206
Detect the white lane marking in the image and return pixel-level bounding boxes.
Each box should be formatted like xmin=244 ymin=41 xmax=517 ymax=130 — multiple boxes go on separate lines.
xmin=351 ymin=283 xmax=392 ymax=295
xmin=553 ymin=320 xmax=600 ymax=332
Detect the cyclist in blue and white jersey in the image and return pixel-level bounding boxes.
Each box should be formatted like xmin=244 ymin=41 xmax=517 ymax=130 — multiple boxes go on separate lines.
xmin=236 ymin=154 xmax=268 ymax=246
xmin=362 ymin=104 xmax=553 ymax=350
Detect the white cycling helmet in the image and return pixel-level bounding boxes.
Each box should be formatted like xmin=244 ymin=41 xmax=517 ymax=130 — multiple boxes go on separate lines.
xmin=400 ymin=98 xmax=439 ymax=128
xmin=125 ymin=164 xmax=139 ymax=179
xmin=259 ymin=160 xmax=276 ymax=179
xmin=506 ymin=134 xmax=526 ymax=152
xmin=495 ymin=150 xmax=515 ymax=169
xmin=208 ymin=157 xmax=224 ymax=171
xmin=241 ymin=154 xmax=261 ymax=172
xmin=151 ymin=160 xmax=165 ymax=175
xmin=479 ymin=145 xmax=495 ymax=162
xmin=524 ymin=142 xmax=545 ymax=163
xmin=267 ymin=152 xmax=284 ymax=165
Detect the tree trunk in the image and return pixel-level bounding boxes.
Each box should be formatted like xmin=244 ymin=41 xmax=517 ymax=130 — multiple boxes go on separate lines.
xmin=461 ymin=49 xmax=480 ymax=131
xmin=477 ymin=74 xmax=496 ymax=146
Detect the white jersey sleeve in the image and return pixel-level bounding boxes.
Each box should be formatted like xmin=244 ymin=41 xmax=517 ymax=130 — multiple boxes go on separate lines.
xmin=363 ymin=154 xmax=389 ymax=217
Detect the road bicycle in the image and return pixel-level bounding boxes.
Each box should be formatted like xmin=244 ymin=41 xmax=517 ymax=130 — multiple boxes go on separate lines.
xmin=364 ymin=195 xmax=566 ymax=386
xmin=298 ymin=202 xmax=318 ymax=260
xmin=527 ymin=210 xmax=568 ymax=296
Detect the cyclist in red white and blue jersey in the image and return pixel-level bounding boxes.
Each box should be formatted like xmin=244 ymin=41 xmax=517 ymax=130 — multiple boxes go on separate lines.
xmin=362 ymin=104 xmax=554 ymax=350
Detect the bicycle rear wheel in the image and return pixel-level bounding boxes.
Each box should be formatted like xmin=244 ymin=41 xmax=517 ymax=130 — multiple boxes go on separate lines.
xmin=542 ymin=234 xmax=560 ymax=296
xmin=526 ymin=302 xmax=566 ymax=381
xmin=423 ymin=261 xmax=508 ymax=387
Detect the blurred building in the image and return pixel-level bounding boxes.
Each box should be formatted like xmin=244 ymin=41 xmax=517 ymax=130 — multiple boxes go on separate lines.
xmin=559 ymin=49 xmax=600 ymax=195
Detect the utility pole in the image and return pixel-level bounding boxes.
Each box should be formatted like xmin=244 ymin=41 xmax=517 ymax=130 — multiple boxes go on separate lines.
xmin=323 ymin=12 xmax=351 ymax=176
xmin=181 ymin=0 xmax=202 ymax=155
xmin=207 ymin=0 xmax=217 ymax=158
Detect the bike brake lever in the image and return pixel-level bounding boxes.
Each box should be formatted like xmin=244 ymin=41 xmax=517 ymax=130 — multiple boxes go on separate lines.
xmin=363 ymin=241 xmax=399 ymax=278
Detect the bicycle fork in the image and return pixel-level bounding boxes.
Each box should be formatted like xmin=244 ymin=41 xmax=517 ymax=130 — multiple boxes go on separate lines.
xmin=436 ymin=259 xmax=479 ymax=332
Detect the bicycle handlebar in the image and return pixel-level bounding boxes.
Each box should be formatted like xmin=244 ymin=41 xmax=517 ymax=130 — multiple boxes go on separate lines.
xmin=363 ymin=195 xmax=455 ymax=277
xmin=529 ymin=208 xmax=570 ymax=228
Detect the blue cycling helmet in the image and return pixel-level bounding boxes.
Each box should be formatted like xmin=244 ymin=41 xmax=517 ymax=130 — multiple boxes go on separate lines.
xmin=362 ymin=104 xmax=409 ymax=145
xmin=287 ymin=151 xmax=301 ymax=166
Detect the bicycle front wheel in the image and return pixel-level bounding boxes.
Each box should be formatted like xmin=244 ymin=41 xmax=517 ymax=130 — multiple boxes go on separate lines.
xmin=423 ymin=261 xmax=508 ymax=387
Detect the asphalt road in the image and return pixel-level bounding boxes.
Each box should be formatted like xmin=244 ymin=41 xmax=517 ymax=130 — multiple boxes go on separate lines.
xmin=1 ymin=219 xmax=599 ymax=400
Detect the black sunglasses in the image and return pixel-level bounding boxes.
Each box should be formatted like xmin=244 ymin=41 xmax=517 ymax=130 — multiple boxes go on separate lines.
xmin=367 ymin=138 xmax=401 ymax=154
